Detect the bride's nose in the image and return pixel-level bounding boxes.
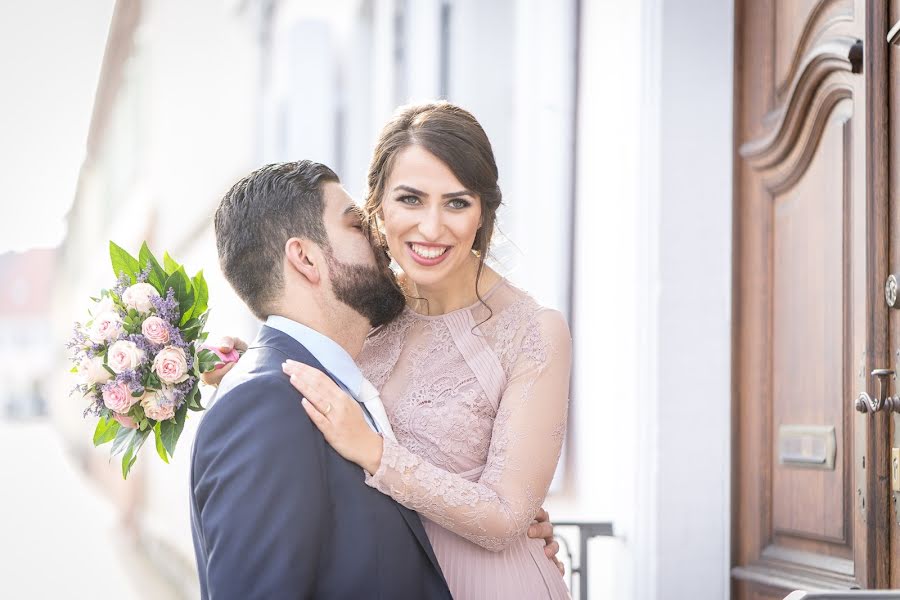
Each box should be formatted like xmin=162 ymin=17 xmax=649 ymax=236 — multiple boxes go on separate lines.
xmin=416 ymin=206 xmax=444 ymax=240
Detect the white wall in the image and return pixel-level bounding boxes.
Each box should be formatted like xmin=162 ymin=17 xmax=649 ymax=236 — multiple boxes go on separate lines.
xmin=567 ymin=1 xmax=644 ymax=597
xmin=654 ymin=0 xmax=733 ymax=598
xmin=569 ymin=0 xmax=733 ymax=598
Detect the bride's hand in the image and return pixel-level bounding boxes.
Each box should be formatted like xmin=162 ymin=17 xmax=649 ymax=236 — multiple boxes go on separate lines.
xmin=529 ymin=507 xmax=565 ymax=576
xmin=199 ymin=336 xmax=248 ymax=386
xmin=282 ymin=360 xmax=384 ymax=474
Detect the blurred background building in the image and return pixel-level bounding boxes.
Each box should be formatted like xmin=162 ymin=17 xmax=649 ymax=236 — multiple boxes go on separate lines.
xmin=1 ymin=0 xmax=735 ymax=598
xmin=0 ymin=249 xmax=55 ymax=419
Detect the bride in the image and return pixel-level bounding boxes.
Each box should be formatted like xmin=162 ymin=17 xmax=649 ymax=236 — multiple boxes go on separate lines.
xmin=208 ymin=101 xmax=572 ymax=599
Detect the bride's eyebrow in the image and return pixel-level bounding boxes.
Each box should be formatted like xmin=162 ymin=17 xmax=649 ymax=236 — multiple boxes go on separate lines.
xmin=393 ymin=184 xmax=473 ymax=198
xmin=393 ymin=184 xmax=424 ymax=196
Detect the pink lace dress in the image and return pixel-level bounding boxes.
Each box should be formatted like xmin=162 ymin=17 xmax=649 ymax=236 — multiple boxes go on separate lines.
xmin=358 ymin=280 xmax=572 ymax=599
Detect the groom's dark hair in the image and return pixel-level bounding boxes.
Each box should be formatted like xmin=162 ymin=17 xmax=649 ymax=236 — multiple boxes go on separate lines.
xmin=214 ymin=160 xmax=339 ymax=320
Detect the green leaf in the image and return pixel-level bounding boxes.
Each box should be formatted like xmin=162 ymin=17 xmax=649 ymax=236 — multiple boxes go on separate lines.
xmin=187 ymin=386 xmax=206 ymax=412
xmin=111 ymin=424 xmax=136 ymax=457
xmin=139 ymin=242 xmax=168 ymax=294
xmin=197 ymin=348 xmax=219 ymax=374
xmin=70 ymin=365 xmax=79 ymax=374
xmin=102 ymin=364 xmax=116 ymax=377
xmin=153 ymin=422 xmax=169 ymax=464
xmin=146 ymin=371 xmax=161 ymax=390
xmin=182 ymin=323 xmax=202 ymax=343
xmin=163 ymin=252 xmax=180 ymax=276
xmin=159 ymin=402 xmax=189 ymax=458
xmin=109 ymin=241 xmax=140 ymax=284
xmin=191 ymin=270 xmax=209 ymax=319
xmin=93 ymin=416 xmax=121 ymax=446
xmin=121 ymin=429 xmax=150 ymax=479
xmin=163 ymin=267 xmax=194 ymax=324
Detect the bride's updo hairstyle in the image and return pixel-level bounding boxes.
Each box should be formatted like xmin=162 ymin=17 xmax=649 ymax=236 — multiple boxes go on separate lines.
xmin=364 ymin=101 xmax=502 ymax=296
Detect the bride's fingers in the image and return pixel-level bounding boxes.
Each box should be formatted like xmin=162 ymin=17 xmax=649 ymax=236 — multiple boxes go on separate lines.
xmin=283 ymin=361 xmax=346 ymax=407
xmin=285 ymin=368 xmax=336 ymax=417
xmin=301 ymin=398 xmax=331 ymax=432
xmin=232 ymin=337 xmax=249 ymax=353
xmin=543 ymin=540 xmax=559 ymax=559
xmin=200 ymin=361 xmax=235 ymax=386
xmin=216 ymin=336 xmax=237 ymax=352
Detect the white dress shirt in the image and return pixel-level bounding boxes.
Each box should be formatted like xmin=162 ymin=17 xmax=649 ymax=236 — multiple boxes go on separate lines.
xmin=265 ymin=315 xmax=394 ymax=438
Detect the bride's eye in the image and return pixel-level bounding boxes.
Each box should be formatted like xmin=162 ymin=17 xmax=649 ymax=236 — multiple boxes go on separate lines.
xmin=447 ymin=198 xmax=471 ymax=210
xmin=397 ymin=195 xmax=421 ymax=205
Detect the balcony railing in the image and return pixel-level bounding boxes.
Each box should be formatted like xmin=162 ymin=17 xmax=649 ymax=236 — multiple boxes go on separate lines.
xmin=553 ymin=521 xmax=615 ymax=600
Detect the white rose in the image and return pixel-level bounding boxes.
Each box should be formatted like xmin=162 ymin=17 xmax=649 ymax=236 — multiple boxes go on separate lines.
xmin=89 ymin=296 xmax=116 ymax=318
xmin=79 ymin=356 xmax=112 ymax=385
xmin=88 ymin=311 xmax=123 ymax=344
xmin=121 ymin=283 xmax=160 ymax=314
xmin=141 ymin=387 xmax=176 ymax=422
xmin=107 ymin=340 xmax=146 ymax=374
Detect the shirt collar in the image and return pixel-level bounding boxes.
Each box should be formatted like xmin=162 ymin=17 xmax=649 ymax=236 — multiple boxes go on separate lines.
xmin=265 ymin=315 xmax=362 ymax=397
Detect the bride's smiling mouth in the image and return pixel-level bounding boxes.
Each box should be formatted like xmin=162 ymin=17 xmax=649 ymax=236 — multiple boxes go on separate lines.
xmin=406 ymin=242 xmax=453 ymax=266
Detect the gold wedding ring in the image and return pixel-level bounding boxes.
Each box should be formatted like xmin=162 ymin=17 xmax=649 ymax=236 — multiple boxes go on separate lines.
xmin=323 ymin=403 xmax=333 ymax=416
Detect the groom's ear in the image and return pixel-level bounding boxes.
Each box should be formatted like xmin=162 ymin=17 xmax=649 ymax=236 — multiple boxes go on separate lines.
xmin=285 ymin=238 xmax=321 ymax=285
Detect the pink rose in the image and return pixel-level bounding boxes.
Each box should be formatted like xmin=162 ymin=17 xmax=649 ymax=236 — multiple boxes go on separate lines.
xmin=141 ymin=387 xmax=176 ymax=422
xmin=200 ymin=344 xmax=240 ymax=369
xmin=141 ymin=316 xmax=170 ymax=345
xmin=102 ymin=381 xmax=138 ymax=414
xmin=89 ymin=311 xmax=123 ymax=344
xmin=153 ymin=346 xmax=189 ymax=384
xmin=112 ymin=413 xmax=138 ymax=429
xmin=107 ymin=340 xmax=146 ymax=373
xmin=122 ymin=282 xmax=160 ymax=314
xmin=79 ymin=356 xmax=112 ymax=385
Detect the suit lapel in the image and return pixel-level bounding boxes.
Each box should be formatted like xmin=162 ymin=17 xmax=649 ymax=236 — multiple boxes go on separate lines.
xmin=252 ymin=326 xmax=448 ymax=583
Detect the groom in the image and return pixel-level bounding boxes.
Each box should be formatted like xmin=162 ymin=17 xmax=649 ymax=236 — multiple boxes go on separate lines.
xmin=190 ymin=160 xmax=450 ymax=599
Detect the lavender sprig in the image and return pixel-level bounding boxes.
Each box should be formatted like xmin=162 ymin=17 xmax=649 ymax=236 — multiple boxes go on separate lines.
xmin=136 ymin=262 xmax=153 ymax=283
xmin=112 ymin=271 xmax=131 ymax=298
xmin=150 ymin=288 xmax=180 ymax=324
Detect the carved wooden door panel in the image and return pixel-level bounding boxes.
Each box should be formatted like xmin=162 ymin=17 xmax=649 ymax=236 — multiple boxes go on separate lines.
xmin=734 ymin=1 xmax=890 ymax=597
xmin=889 ymin=0 xmax=900 ymax=590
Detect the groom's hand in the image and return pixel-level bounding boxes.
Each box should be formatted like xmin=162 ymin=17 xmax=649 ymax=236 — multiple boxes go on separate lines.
xmin=528 ymin=507 xmax=565 ymax=576
xmin=200 ymin=336 xmax=248 ymax=386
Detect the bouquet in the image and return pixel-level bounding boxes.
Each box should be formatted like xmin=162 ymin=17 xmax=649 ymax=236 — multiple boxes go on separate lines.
xmin=68 ymin=241 xmax=220 ymax=478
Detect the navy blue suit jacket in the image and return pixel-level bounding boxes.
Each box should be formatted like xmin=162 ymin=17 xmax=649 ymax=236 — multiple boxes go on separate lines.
xmin=190 ymin=325 xmax=451 ymax=599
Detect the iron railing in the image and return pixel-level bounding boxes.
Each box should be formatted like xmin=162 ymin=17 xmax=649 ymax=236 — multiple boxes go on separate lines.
xmin=553 ymin=521 xmax=615 ymax=600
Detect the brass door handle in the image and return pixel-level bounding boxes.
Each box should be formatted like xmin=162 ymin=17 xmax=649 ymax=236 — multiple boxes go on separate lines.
xmin=856 ymin=369 xmax=900 ymax=413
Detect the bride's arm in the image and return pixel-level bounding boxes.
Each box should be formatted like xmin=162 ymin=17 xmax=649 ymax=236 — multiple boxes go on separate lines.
xmin=286 ymin=309 xmax=571 ymax=552
xmin=367 ymin=310 xmax=570 ymax=551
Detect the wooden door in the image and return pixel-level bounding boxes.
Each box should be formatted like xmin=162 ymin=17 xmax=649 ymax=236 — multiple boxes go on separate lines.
xmin=733 ymin=1 xmax=891 ymax=597
xmin=889 ymin=1 xmax=900 ymax=590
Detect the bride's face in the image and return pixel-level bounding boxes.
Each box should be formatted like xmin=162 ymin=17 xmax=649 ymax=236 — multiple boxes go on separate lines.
xmin=379 ymin=145 xmax=482 ymax=291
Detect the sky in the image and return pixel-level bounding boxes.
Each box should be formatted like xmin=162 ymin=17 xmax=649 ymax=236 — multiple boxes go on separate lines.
xmin=0 ymin=1 xmax=115 ymax=255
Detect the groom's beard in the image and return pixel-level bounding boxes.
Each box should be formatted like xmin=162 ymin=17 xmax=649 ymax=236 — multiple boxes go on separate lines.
xmin=325 ymin=251 xmax=406 ymax=328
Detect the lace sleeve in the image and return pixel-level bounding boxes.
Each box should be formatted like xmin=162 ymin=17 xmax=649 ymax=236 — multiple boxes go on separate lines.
xmin=364 ymin=309 xmax=571 ymax=551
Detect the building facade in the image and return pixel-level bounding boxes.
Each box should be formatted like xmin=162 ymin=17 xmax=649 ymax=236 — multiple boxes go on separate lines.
xmin=56 ymin=1 xmax=734 ymax=598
